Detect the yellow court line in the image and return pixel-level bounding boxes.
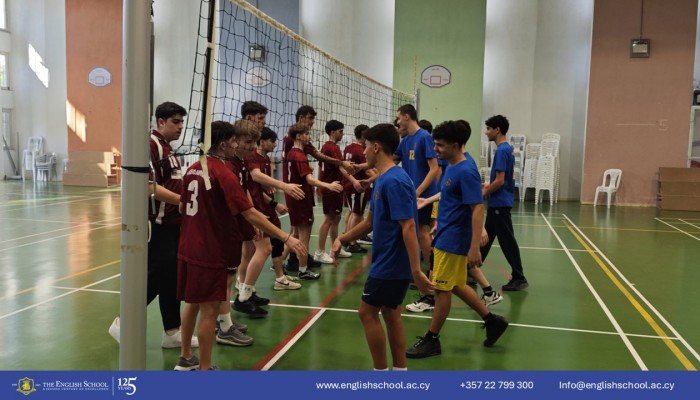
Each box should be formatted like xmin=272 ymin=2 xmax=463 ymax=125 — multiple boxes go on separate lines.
xmin=564 ymin=222 xmax=696 ymax=371
xmin=0 ymin=259 xmax=120 ymax=301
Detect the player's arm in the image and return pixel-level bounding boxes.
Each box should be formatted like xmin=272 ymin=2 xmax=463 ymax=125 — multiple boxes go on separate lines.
xmin=468 ymin=203 xmax=484 ymax=267
xmin=304 ymin=173 xmax=342 ymax=193
xmin=400 ymin=217 xmax=434 ymax=293
xmin=331 ymin=210 xmax=373 ymax=262
xmin=417 ymin=192 xmax=441 ymax=210
xmin=148 ymin=183 xmax=180 ymax=205
xmin=311 ymin=147 xmax=355 ymax=173
xmin=415 ymin=157 xmax=439 ymax=197
xmin=262 ymin=192 xmax=288 ymax=215
xmin=241 ymin=207 xmax=306 ymax=256
xmin=482 ymin=170 xmax=505 ymax=197
xmin=250 ymin=167 xmax=304 ymax=200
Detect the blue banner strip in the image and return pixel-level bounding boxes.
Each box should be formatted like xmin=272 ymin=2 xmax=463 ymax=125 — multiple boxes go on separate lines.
xmin=3 ymin=371 xmax=698 ymax=400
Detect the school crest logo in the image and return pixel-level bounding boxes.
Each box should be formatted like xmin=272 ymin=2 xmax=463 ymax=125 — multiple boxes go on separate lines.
xmin=444 ymin=178 xmax=452 ymax=187
xmin=374 ymin=191 xmax=380 ymax=201
xmin=16 ymin=378 xmax=37 ymax=396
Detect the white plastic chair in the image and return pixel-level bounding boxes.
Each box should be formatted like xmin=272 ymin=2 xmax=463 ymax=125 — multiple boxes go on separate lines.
xmin=520 ymin=158 xmax=538 ymax=202
xmin=542 ymin=132 xmax=561 ymax=143
xmin=22 ymin=136 xmax=44 ymax=181
xmin=508 ymin=134 xmax=527 ymax=155
xmin=535 ymin=155 xmax=557 ymax=205
xmin=479 ymin=167 xmax=491 ymax=184
xmin=34 ymin=152 xmax=58 ymax=181
xmin=593 ymin=169 xmax=622 ymax=208
xmin=525 ymin=143 xmax=540 ymax=160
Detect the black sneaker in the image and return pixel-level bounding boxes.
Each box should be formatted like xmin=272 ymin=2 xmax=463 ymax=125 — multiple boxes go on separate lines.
xmin=307 ymin=258 xmax=322 ymax=269
xmin=298 ymin=270 xmax=320 ymax=280
xmin=483 ymin=314 xmax=509 ymax=347
xmin=286 ymin=253 xmax=299 ymax=269
xmin=345 ymin=243 xmax=367 ymax=253
xmin=357 ymin=235 xmax=372 ymax=245
xmin=284 ymin=262 xmax=299 ymax=272
xmin=232 ymin=296 xmax=268 ymax=318
xmin=406 ymin=335 xmax=441 ymax=359
xmin=502 ymin=278 xmax=528 ymax=291
xmin=467 ymin=276 xmax=478 ymax=287
xmin=249 ymin=292 xmax=270 ymax=306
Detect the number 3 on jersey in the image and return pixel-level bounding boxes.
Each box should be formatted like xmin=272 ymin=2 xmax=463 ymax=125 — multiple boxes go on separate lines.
xmin=185 ymin=180 xmax=199 ymax=216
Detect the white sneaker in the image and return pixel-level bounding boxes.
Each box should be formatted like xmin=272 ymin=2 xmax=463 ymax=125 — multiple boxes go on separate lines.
xmin=274 ymin=277 xmax=302 ymax=290
xmin=481 ymin=291 xmax=503 ymax=307
xmin=313 ymin=250 xmax=334 ymax=264
xmin=284 ymin=274 xmax=299 ymax=282
xmin=337 ymin=248 xmax=352 ymax=258
xmin=162 ymin=329 xmax=200 ymax=348
xmin=108 ymin=316 xmax=120 ymax=343
xmin=405 ymin=295 xmax=435 ymax=312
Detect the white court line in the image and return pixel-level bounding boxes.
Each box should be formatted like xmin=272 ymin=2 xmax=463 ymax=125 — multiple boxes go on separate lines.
xmin=654 ymin=218 xmax=700 ymax=242
xmin=565 ymin=215 xmax=700 ymax=364
xmin=0 ymin=223 xmax=121 ymax=253
xmin=541 ymin=213 xmax=647 ymax=370
xmin=656 ymin=217 xmax=700 ymax=221
xmin=679 ymin=219 xmax=700 ymax=231
xmin=0 ymin=217 xmax=121 ymax=245
xmin=0 ymin=196 xmax=99 ymax=212
xmin=0 ymin=274 xmax=120 ymax=321
xmin=0 ymin=217 xmax=76 ymax=224
xmin=51 ymin=286 xmax=119 ymax=294
xmin=260 ymin=309 xmax=326 ymax=371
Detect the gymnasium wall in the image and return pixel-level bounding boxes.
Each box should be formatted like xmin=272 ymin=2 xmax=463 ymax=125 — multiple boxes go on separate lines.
xmin=4 ymin=0 xmax=67 ymax=180
xmin=393 ymin=0 xmax=487 ymax=158
xmin=584 ymin=0 xmax=697 ymax=206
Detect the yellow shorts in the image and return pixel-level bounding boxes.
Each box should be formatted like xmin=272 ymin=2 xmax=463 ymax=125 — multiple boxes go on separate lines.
xmin=431 ymin=201 xmax=439 ymax=219
xmin=432 ymin=248 xmax=468 ymax=292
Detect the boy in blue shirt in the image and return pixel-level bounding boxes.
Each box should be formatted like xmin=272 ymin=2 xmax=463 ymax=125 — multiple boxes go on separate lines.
xmin=482 ymin=115 xmax=528 ymax=291
xmin=406 ymin=120 xmax=508 ymax=359
xmin=332 ymin=123 xmax=433 ymax=370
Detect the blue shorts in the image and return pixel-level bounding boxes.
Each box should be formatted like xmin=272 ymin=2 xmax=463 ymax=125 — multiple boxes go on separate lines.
xmin=361 ymin=277 xmax=410 ymax=309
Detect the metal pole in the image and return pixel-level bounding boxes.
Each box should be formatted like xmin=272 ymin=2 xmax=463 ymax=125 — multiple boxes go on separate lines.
xmin=120 ymin=0 xmax=151 ymax=370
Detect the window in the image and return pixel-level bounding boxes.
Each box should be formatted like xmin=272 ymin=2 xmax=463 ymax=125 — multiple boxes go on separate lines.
xmin=0 ymin=53 xmax=7 ymax=89
xmin=0 ymin=0 xmax=5 ymax=30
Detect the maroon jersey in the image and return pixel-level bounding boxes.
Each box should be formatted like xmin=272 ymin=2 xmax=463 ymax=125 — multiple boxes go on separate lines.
xmin=319 ymin=141 xmax=342 ymax=195
xmin=282 ymin=135 xmax=316 ymax=182
xmin=178 ymin=157 xmax=253 ymax=268
xmin=149 ymin=130 xmax=182 ymax=225
xmin=226 ymin=156 xmax=255 ymax=241
xmin=342 ymin=142 xmax=368 ymax=192
xmin=244 ymin=151 xmax=274 ymax=215
xmin=284 ymin=147 xmax=315 ymax=208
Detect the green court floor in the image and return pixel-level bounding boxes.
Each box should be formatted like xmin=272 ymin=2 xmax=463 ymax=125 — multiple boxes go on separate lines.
xmin=1 ymin=181 xmax=699 ymax=371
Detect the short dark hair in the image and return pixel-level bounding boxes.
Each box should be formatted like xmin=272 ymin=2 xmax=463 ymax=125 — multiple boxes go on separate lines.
xmin=354 ymin=124 xmax=369 ymax=139
xmin=432 ymin=120 xmax=471 ymax=147
xmin=324 ymin=120 xmax=344 ymax=134
xmin=397 ymin=104 xmax=418 ymax=121
xmin=288 ymin=122 xmax=309 ymax=140
xmin=259 ymin=127 xmax=278 ymax=143
xmin=241 ymin=101 xmax=268 ymax=118
xmin=209 ymin=120 xmax=235 ymax=152
xmin=418 ymin=119 xmax=433 ymax=134
xmin=295 ymin=105 xmax=317 ymax=122
xmin=485 ymin=115 xmax=509 ymax=135
xmin=456 ymin=119 xmax=472 ymax=141
xmin=363 ymin=123 xmax=399 ymax=155
xmin=155 ymin=101 xmax=186 ymax=121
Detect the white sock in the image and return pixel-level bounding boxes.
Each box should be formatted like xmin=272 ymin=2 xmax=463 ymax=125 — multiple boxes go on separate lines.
xmin=238 ymin=284 xmax=253 ymax=302
xmin=218 ymin=313 xmax=233 ymax=331
xmin=299 ymin=266 xmax=308 ymax=273
xmin=373 ymin=368 xmax=388 ymax=371
xmin=392 ymin=367 xmax=407 ymax=371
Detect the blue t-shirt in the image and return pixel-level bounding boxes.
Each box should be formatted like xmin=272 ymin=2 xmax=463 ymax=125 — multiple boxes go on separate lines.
xmin=369 ymin=166 xmax=418 ymax=280
xmin=488 ymin=142 xmax=515 ymax=208
xmin=437 ymin=158 xmax=449 ymax=188
xmin=433 ymin=159 xmax=483 ymax=256
xmin=394 ymin=128 xmax=438 ymax=197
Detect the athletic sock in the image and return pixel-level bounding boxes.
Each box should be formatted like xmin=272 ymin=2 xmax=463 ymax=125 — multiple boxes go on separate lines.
xmin=238 ymin=284 xmax=252 ymax=302
xmin=218 ymin=313 xmax=233 ymax=331
xmin=393 ymin=367 xmax=408 ymax=371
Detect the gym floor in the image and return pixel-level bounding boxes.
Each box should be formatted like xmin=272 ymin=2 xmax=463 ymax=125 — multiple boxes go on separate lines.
xmin=1 ymin=181 xmax=698 ymax=371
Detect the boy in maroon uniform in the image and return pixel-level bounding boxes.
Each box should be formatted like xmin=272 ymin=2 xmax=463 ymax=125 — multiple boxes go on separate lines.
xmin=246 ymin=127 xmax=303 ymax=290
xmin=284 ymin=122 xmax=343 ymax=280
xmin=176 ymin=121 xmax=306 ymax=371
xmin=342 ymin=124 xmax=376 ymax=254
xmin=315 ymin=120 xmax=351 ymax=264
xmin=108 ymin=101 xmax=198 ymax=349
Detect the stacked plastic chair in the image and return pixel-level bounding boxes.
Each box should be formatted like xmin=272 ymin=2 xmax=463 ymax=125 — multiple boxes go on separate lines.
xmin=520 ymin=158 xmax=538 ymax=202
xmin=479 ymin=167 xmax=491 ymax=185
xmin=535 ymin=154 xmax=557 ymax=205
xmin=479 ymin=139 xmax=490 ymax=171
xmin=540 ymin=134 xmax=561 ymax=202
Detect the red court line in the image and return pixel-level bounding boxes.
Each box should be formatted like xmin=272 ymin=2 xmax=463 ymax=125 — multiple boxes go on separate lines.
xmin=253 ymin=254 xmax=372 ymax=370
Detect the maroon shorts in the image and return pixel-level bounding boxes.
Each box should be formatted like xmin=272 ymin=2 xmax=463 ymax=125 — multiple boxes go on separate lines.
xmin=177 ymin=260 xmax=227 ymax=303
xmin=288 ymin=203 xmax=314 ymax=227
xmin=237 ymin=214 xmax=256 ymax=241
xmin=322 ymin=192 xmax=343 ymax=215
xmin=344 ymin=189 xmax=370 ymax=215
